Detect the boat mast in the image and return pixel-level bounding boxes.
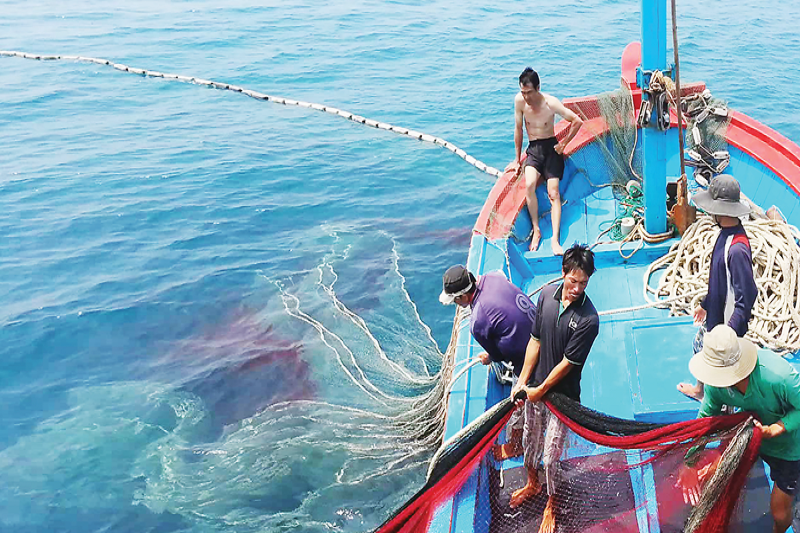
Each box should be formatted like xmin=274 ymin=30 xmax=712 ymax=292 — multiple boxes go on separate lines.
xmin=640 ymin=0 xmax=668 ymax=234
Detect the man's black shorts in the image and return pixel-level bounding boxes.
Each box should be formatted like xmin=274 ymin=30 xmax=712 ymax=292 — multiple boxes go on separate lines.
xmin=523 ymin=137 xmax=564 ymax=180
xmin=762 ymin=453 xmax=800 ymax=495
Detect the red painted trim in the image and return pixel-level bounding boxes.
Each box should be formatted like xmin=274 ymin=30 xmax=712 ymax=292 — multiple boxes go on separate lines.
xmin=472 ymin=162 xmax=526 ymax=239
xmin=555 ymin=115 xmax=608 ymax=154
xmin=621 ymin=42 xmax=641 ymax=90
xmin=475 ymin=41 xmax=800 ymax=240
xmin=475 ymin=84 xmax=708 ymax=239
xmin=727 ymin=111 xmax=800 ymax=196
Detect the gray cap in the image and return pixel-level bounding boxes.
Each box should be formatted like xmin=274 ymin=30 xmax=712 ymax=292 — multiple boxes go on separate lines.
xmin=692 ymin=174 xmax=752 ymax=218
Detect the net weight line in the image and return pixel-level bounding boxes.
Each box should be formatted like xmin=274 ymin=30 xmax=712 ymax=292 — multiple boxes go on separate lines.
xmin=1 ymin=50 xmax=502 ymax=180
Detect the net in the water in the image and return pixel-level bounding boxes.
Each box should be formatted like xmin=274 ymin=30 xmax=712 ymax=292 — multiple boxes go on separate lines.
xmin=375 ymin=392 xmax=766 ymax=533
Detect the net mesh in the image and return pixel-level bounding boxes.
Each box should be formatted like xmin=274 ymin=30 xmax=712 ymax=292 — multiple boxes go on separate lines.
xmin=592 ymin=87 xmax=642 ymax=194
xmin=376 ymin=393 xmax=766 ymax=533
xmin=683 ymin=93 xmax=730 ymax=155
xmin=682 ymin=91 xmax=732 ymax=183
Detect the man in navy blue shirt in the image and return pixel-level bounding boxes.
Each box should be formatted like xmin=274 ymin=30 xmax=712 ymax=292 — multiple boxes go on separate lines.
xmin=678 ymin=174 xmax=757 ymax=401
xmin=508 ymin=244 xmax=599 ymax=533
xmin=440 ymin=265 xmax=537 ymax=459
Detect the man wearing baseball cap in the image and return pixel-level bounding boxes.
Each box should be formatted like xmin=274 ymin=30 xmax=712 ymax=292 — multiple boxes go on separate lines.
xmin=678 ymin=174 xmax=757 ymax=401
xmin=440 ymin=264 xmax=538 ymax=459
xmin=678 ymin=324 xmax=800 ymax=533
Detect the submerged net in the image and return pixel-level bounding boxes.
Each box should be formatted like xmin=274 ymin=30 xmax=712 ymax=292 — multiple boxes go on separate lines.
xmin=376 ymin=392 xmax=764 ymax=533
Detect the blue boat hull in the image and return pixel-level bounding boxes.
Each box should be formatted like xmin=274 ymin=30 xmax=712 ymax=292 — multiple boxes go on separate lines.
xmin=435 ymin=42 xmax=800 ymax=533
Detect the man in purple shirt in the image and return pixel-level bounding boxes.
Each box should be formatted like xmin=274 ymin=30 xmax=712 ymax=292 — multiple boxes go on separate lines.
xmin=678 ymin=175 xmax=758 ymax=401
xmin=440 ymin=265 xmax=537 ymax=458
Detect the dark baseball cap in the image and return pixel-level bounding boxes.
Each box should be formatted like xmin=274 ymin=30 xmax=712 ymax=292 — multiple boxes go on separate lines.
xmin=439 ymin=265 xmax=476 ymax=305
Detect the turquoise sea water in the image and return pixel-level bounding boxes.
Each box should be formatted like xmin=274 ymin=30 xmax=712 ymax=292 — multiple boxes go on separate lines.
xmin=2 ymin=1 xmax=800 ymax=532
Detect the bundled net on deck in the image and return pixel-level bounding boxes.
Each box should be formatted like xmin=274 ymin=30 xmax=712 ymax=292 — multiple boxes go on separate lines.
xmin=590 ymin=86 xmax=642 ymax=195
xmin=375 ymin=392 xmax=763 ymax=533
xmin=682 ymin=91 xmax=732 ymax=184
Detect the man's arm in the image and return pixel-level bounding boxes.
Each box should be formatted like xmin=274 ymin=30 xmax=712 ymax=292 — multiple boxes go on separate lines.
xmin=514 ymin=94 xmax=525 ymax=164
xmin=525 ymin=357 xmax=574 ymax=403
xmin=776 ymin=368 xmax=800 ymax=435
xmin=546 ymin=96 xmax=583 ymax=154
xmin=727 ymin=244 xmax=757 ymax=337
xmin=512 ymin=336 xmax=540 ymax=399
xmin=682 ymin=387 xmax=722 ymax=476
xmin=696 ymin=386 xmax=723 ymax=418
xmin=679 ymin=386 xmax=728 ymax=504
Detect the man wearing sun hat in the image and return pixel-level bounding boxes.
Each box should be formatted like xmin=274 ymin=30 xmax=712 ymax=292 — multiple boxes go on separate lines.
xmin=440 ymin=264 xmax=538 ymax=459
xmin=678 ymin=324 xmax=800 ymax=533
xmin=678 ymin=174 xmax=758 ymax=401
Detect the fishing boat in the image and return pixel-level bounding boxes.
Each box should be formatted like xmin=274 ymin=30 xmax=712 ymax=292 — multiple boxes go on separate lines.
xmin=378 ymin=2 xmax=800 ymax=533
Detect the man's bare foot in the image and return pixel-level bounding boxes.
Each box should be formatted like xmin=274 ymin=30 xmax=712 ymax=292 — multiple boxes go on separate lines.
xmin=677 ymin=382 xmax=704 ymax=401
xmin=510 ymin=481 xmax=542 ymax=508
xmin=551 ymin=242 xmax=564 ymax=256
xmin=538 ymin=498 xmax=557 ymax=533
xmin=529 ymin=230 xmax=542 ymax=252
xmin=493 ymin=442 xmax=523 ymax=461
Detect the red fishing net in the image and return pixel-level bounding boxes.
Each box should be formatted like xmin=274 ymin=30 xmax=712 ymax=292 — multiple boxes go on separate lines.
xmin=376 ymin=393 xmax=764 ymax=533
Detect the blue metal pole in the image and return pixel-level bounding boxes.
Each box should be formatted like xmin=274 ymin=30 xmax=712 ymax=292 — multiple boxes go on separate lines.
xmin=641 ymin=0 xmax=668 ymax=234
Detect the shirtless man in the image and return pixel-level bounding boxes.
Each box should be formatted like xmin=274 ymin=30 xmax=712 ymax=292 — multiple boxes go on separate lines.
xmin=515 ymin=68 xmax=583 ymax=255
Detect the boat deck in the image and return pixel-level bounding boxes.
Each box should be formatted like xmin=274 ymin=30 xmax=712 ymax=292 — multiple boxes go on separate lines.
xmin=455 ymin=184 xmax=800 ymax=424
xmin=439 ymin=183 xmax=800 ymax=533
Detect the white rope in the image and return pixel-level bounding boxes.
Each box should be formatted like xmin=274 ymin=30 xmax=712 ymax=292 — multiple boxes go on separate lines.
xmin=597 ymin=288 xmax=707 ymax=316
xmin=644 ymin=216 xmax=800 ymax=354
xmin=1 ymin=50 xmax=503 ymax=180
xmin=449 ymin=359 xmax=483 ymax=390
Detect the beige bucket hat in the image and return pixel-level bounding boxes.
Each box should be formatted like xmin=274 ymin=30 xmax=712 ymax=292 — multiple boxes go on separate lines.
xmin=689 ymin=324 xmax=758 ymax=388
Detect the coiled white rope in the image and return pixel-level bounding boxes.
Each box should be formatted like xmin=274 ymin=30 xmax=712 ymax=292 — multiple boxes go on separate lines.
xmin=1 ymin=50 xmax=502 ymax=179
xmin=644 ymin=216 xmax=800 ymax=354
